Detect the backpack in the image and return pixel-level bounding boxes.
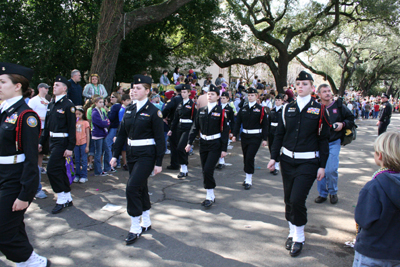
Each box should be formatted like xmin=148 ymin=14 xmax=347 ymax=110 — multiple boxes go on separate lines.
xmin=337 ymin=99 xmax=357 ymax=146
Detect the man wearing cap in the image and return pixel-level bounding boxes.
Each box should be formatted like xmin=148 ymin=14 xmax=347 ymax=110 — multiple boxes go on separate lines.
xmin=267 ymin=71 xmax=330 ymax=257
xmin=162 ymin=85 xmax=183 ymax=170
xmin=185 ymin=85 xmax=229 ymax=208
xmin=28 ymin=83 xmax=50 ymax=199
xmin=377 ymin=93 xmax=392 ymax=135
xmin=67 ymin=69 xmax=83 ymax=105
xmin=267 ymin=93 xmax=284 ymax=175
xmin=39 ymin=75 xmax=76 ymax=214
xmin=232 ymin=87 xmax=269 ymax=189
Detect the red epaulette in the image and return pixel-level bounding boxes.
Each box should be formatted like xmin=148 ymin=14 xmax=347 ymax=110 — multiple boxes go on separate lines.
xmin=220 ymin=109 xmax=225 ymax=132
xmin=15 ymin=110 xmax=42 ymax=152
xmin=260 ymin=107 xmax=265 ymax=124
xmin=191 ymin=102 xmax=195 ymax=120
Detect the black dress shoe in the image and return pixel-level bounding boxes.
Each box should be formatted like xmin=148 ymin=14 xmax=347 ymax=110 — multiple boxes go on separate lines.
xmin=167 ymin=165 xmax=180 ymax=170
xmin=314 ymin=196 xmax=327 ymax=204
xmin=271 ymin=169 xmax=279 ymax=175
xmin=201 ymin=199 xmax=215 ymax=207
xmin=244 ymin=183 xmax=251 ymax=190
xmin=330 ymin=194 xmax=338 ymax=204
xmin=177 ymin=172 xmax=188 ymax=178
xmin=46 ymin=259 xmax=52 ymax=267
xmin=125 ymin=232 xmax=141 ymax=245
xmin=242 ymin=181 xmax=246 ymax=186
xmin=285 ymin=237 xmax=293 ymax=250
xmin=141 ymin=225 xmax=152 ymax=232
xmin=290 ymin=242 xmax=304 ymax=257
xmin=215 ymin=164 xmax=224 ymax=169
xmin=51 ymin=201 xmax=73 ymax=214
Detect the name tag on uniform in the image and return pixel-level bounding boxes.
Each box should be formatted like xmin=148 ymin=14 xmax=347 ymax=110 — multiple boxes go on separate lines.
xmin=307 ymin=107 xmax=320 ymax=115
xmin=288 ymin=107 xmax=296 ymax=112
xmin=126 ymin=110 xmax=131 ymax=114
xmin=57 ymin=109 xmax=65 ymax=114
xmin=333 ymin=109 xmax=338 ymax=114
xmin=200 ymin=111 xmax=205 ymax=114
xmin=253 ymin=108 xmax=260 ymax=112
xmin=212 ymin=112 xmax=220 ymax=117
xmin=140 ymin=113 xmax=150 ymax=117
xmin=47 ymin=109 xmax=50 ymax=111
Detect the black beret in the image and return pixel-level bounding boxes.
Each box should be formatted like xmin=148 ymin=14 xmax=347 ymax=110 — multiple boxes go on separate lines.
xmin=133 ymin=74 xmax=152 ymax=85
xmin=296 ymin=71 xmax=314 ymax=81
xmin=0 ymin=62 xmax=34 ymax=81
xmin=182 ymin=84 xmax=191 ymax=90
xmin=381 ymin=93 xmax=389 ymax=98
xmin=175 ymin=84 xmax=183 ymax=91
xmin=208 ymin=84 xmax=220 ymax=95
xmin=55 ymin=75 xmax=71 ymax=88
xmin=221 ymin=92 xmax=229 ymax=98
xmin=247 ymin=87 xmax=258 ymax=94
xmin=276 ymin=94 xmax=284 ymax=100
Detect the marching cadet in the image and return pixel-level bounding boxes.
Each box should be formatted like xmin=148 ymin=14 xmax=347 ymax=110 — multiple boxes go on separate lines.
xmin=215 ymin=91 xmax=235 ymax=169
xmin=110 ymin=74 xmax=165 ymax=245
xmin=0 ymin=63 xmax=50 ymax=266
xmin=185 ymin=85 xmax=229 ymax=208
xmin=267 ymin=94 xmax=284 ymax=175
xmin=232 ymin=87 xmax=269 ymax=190
xmin=168 ymin=84 xmax=196 ymax=178
xmin=377 ymin=93 xmax=392 ymax=135
xmin=267 ymin=71 xmax=330 ymax=257
xmin=39 ymin=75 xmax=76 ymax=214
xmin=162 ymin=85 xmax=183 ymax=170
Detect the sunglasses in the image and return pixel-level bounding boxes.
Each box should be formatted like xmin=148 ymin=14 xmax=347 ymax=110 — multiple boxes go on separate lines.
xmin=111 ymin=96 xmax=116 ymax=98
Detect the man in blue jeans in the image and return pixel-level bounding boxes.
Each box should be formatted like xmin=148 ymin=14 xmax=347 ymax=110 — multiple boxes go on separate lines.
xmin=316 ymin=84 xmax=354 ymax=204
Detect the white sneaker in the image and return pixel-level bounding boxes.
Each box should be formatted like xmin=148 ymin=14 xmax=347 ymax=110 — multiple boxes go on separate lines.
xmin=73 ymin=177 xmax=79 ymax=183
xmin=16 ymin=251 xmax=49 ymax=267
xmin=79 ymin=178 xmax=88 ymax=183
xmin=165 ymin=149 xmax=171 ymax=155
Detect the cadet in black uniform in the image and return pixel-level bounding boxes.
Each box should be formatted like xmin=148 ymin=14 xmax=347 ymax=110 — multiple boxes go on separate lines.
xmin=377 ymin=93 xmax=392 ymax=135
xmin=232 ymin=87 xmax=268 ymax=190
xmin=185 ymin=85 xmax=229 ymax=208
xmin=267 ymin=94 xmax=284 ymax=175
xmin=216 ymin=91 xmax=235 ymax=169
xmin=267 ymin=71 xmax=330 ymax=257
xmin=169 ymin=84 xmax=196 ymax=178
xmin=0 ymin=63 xmax=50 ymax=266
xmin=39 ymin=75 xmax=76 ymax=214
xmin=162 ymin=85 xmax=183 ymax=170
xmin=111 ymin=75 xmax=165 ymax=245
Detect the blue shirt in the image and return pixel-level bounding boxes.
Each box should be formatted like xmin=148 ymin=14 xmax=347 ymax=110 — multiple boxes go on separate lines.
xmin=119 ymin=106 xmax=126 ymax=122
xmin=67 ymin=79 xmax=83 ymax=105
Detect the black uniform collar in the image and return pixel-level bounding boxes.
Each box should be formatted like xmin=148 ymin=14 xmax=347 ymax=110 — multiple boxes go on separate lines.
xmin=4 ymin=98 xmax=26 ymax=115
xmin=137 ymin=99 xmax=151 ymax=113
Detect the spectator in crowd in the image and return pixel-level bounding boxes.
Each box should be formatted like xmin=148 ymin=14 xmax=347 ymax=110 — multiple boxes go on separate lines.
xmin=197 ymin=87 xmax=209 ymax=109
xmin=159 ymin=70 xmax=170 ymax=88
xmin=284 ymin=86 xmax=294 ymax=103
xmin=373 ymin=101 xmax=380 ymax=119
xmin=73 ymin=106 xmax=90 ymax=183
xmin=252 ymin=75 xmax=258 ymax=88
xmin=106 ymin=92 xmax=122 ymax=168
xmin=215 ymin=74 xmax=224 ymax=86
xmin=83 ymin=74 xmax=108 ymax=100
xmin=118 ymin=94 xmax=132 ymax=170
xmin=203 ymin=75 xmax=212 ymax=87
xmin=364 ymin=101 xmax=371 ymax=119
xmin=353 ymin=131 xmax=400 ymax=267
xmin=68 ymin=69 xmax=83 ymax=105
xmin=173 ymin=67 xmax=180 ymax=84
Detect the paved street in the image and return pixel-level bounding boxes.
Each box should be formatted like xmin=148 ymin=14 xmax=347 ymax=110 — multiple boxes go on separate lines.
xmin=1 ymin=114 xmax=399 ymax=267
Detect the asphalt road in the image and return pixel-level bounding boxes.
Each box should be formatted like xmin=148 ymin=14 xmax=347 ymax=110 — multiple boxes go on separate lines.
xmin=1 ymin=114 xmax=399 ymax=267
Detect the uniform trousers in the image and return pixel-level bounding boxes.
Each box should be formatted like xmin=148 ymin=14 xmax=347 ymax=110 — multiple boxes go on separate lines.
xmin=378 ymin=122 xmax=389 ymax=135
xmin=176 ymin=128 xmax=190 ymax=165
xmin=47 ymin=137 xmax=71 ymax=193
xmin=240 ymin=133 xmax=262 ymax=174
xmin=268 ymin=133 xmax=280 ymax=163
xmin=280 ymin=155 xmax=319 ymax=226
xmin=0 ymin=165 xmax=35 ymax=263
xmin=126 ymin=148 xmax=155 ymax=217
xmin=199 ymin=139 xmax=221 ymax=189
xmin=169 ymin=131 xmax=179 ymax=168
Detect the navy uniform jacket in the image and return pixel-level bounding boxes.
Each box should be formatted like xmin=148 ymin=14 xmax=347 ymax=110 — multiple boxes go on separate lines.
xmin=162 ymin=94 xmax=183 ymax=130
xmin=271 ymin=99 xmax=330 ymax=168
xmin=222 ymin=103 xmax=235 ymax=131
xmin=188 ymin=105 xmax=229 ymax=152
xmin=171 ymin=99 xmax=197 ymax=131
xmin=268 ymin=106 xmax=283 ymax=136
xmin=113 ymin=100 xmax=165 ymax=166
xmin=0 ymin=98 xmax=40 ymax=202
xmin=40 ymin=95 xmax=76 ymax=151
xmin=378 ymin=102 xmax=392 ymax=124
xmin=233 ymin=103 xmax=269 ymax=141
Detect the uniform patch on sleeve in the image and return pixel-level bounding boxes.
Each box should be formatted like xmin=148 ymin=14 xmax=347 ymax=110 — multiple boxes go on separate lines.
xmin=27 ymin=116 xmax=38 ymax=127
xmin=307 ymin=107 xmax=320 ymax=115
xmin=157 ymin=110 xmax=163 ymax=118
xmin=70 ymin=107 xmax=75 ymax=113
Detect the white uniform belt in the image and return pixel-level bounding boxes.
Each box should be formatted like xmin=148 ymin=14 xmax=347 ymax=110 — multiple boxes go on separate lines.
xmin=127 ymin=138 xmax=155 ymax=146
xmin=271 ymin=122 xmax=278 ymax=127
xmin=200 ymin=133 xmax=221 ymax=140
xmin=180 ymin=119 xmax=193 ymax=123
xmin=282 ymin=147 xmax=319 ymax=159
xmin=50 ymin=131 xmax=69 ymax=137
xmin=0 ymin=154 xmax=25 ymax=164
xmin=243 ymin=129 xmax=262 ymax=134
